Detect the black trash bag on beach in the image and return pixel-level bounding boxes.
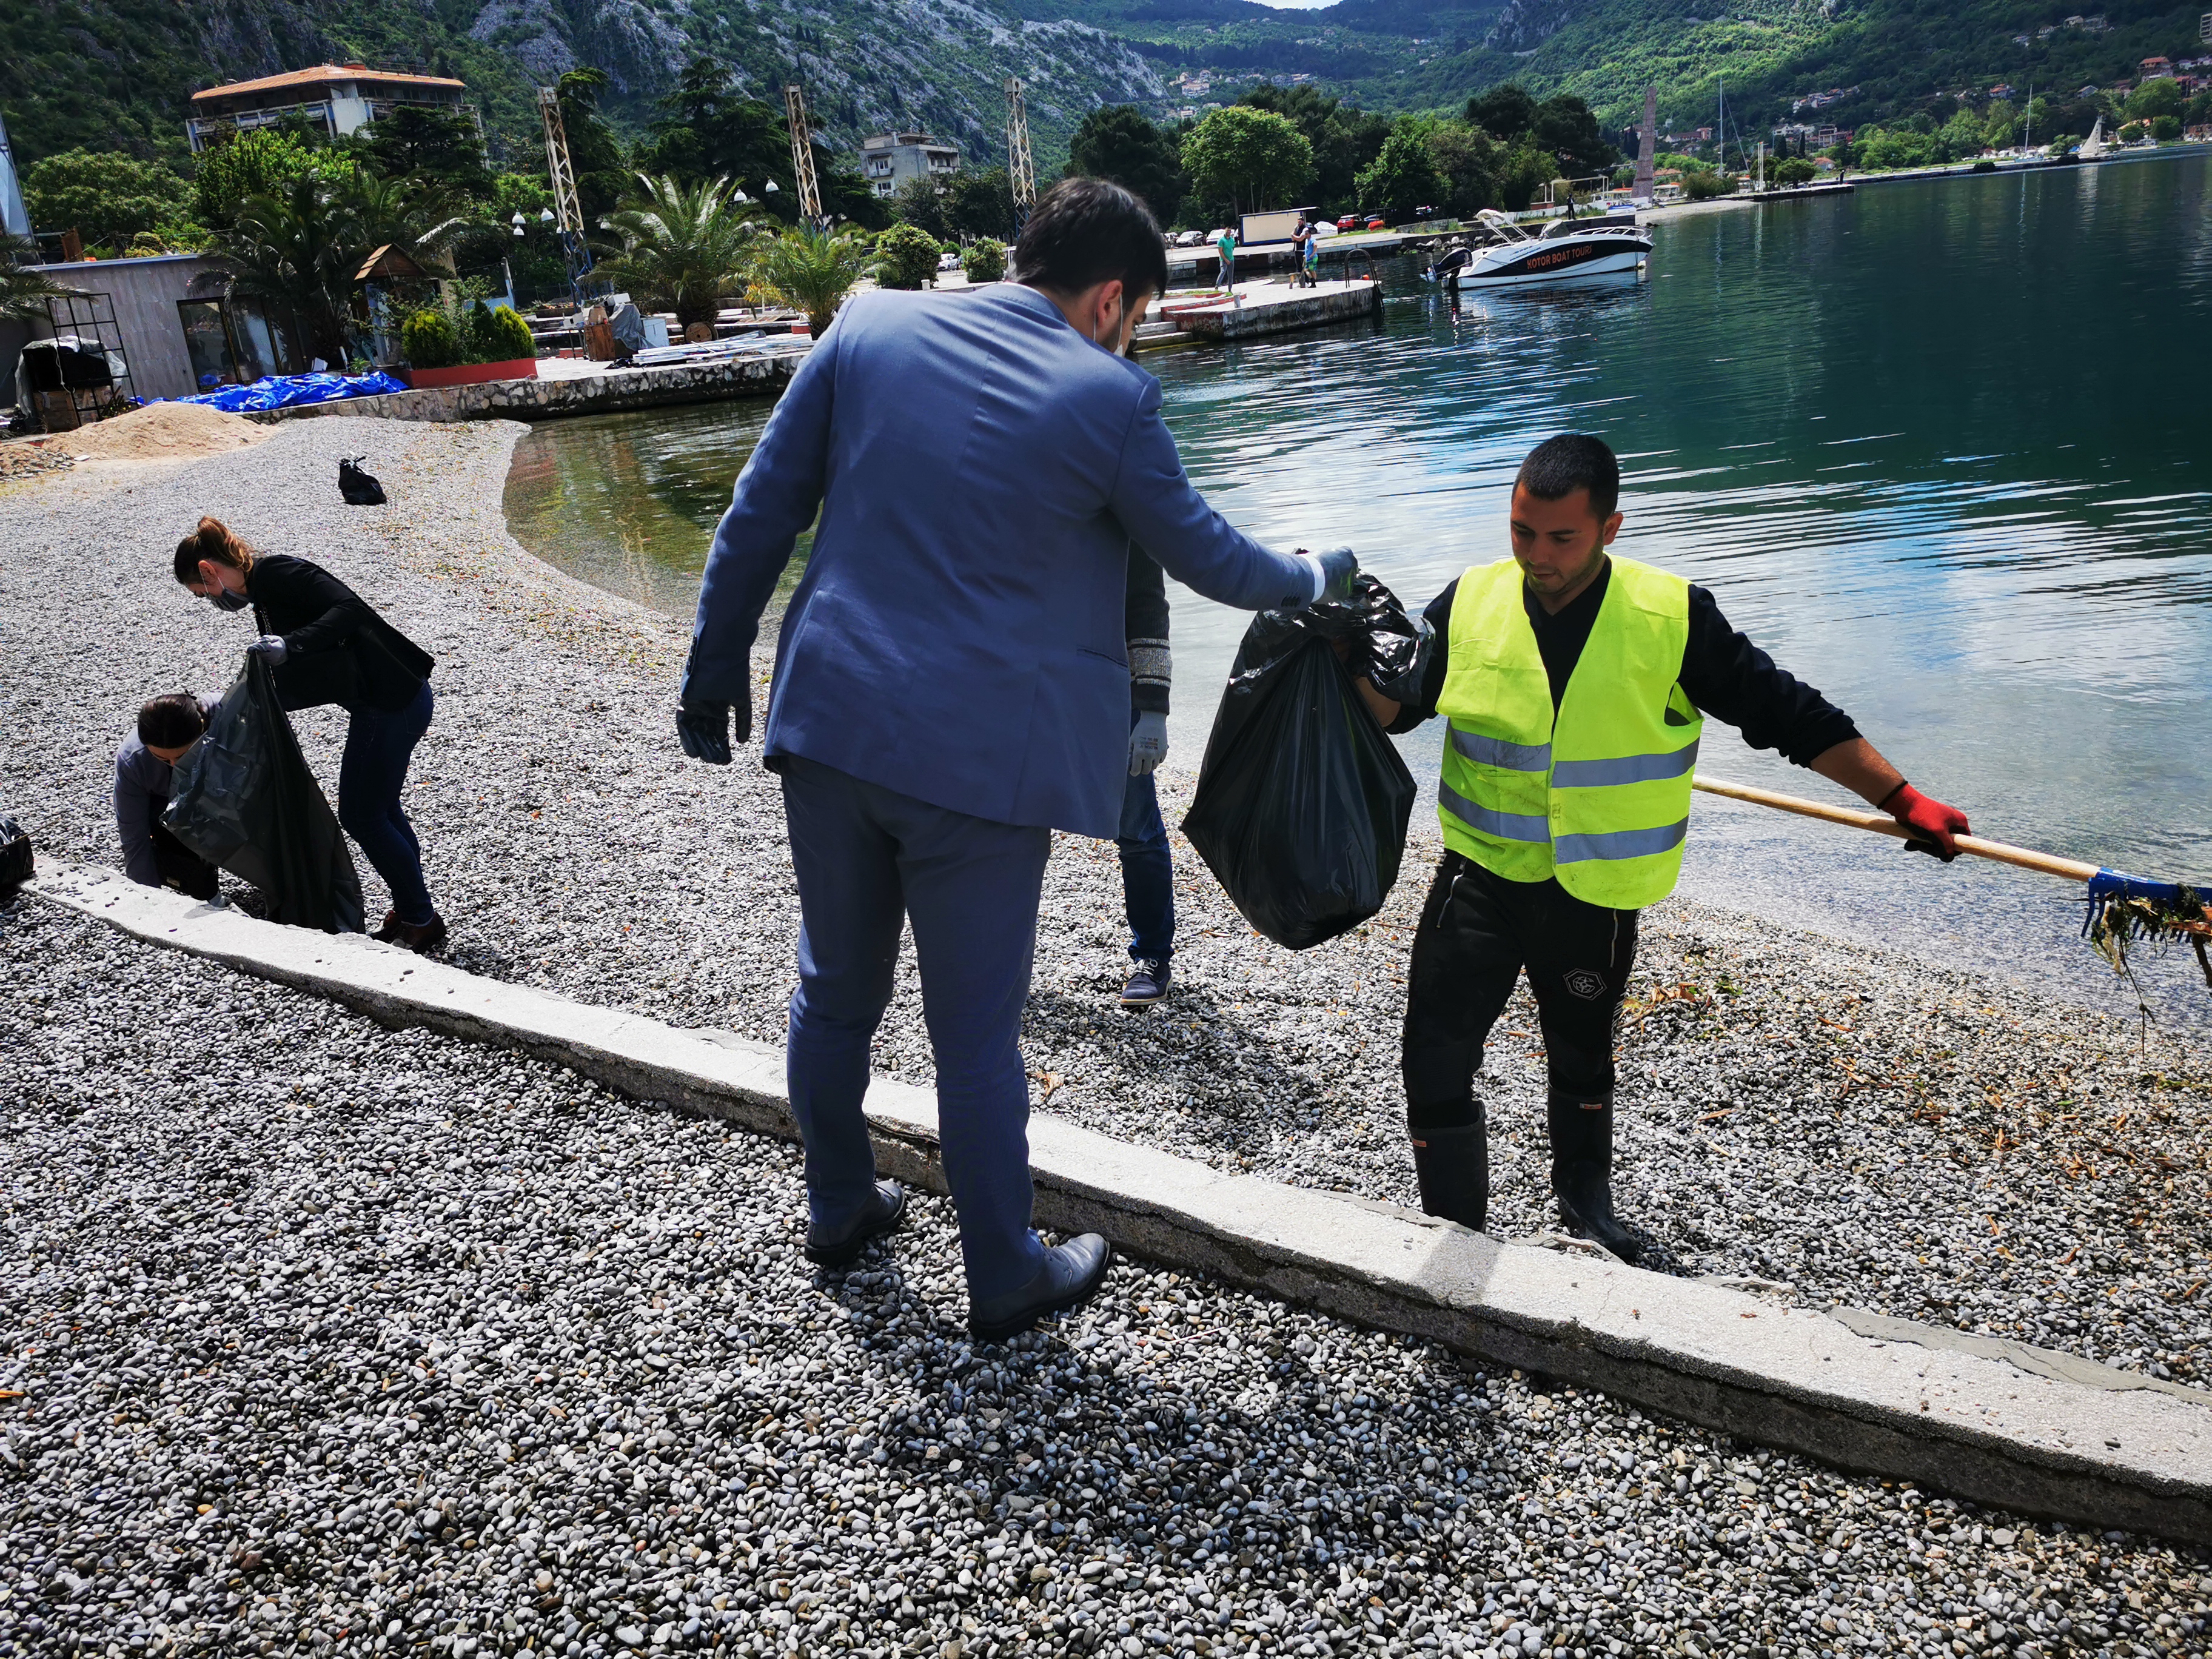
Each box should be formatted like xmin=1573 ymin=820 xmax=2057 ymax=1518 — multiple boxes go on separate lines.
xmin=163 ymin=657 xmax=365 ymax=934
xmin=1181 ymin=573 xmax=1420 ymax=951
xmin=338 ymin=455 xmax=386 ymax=506
xmin=0 ymin=813 xmax=32 ymax=896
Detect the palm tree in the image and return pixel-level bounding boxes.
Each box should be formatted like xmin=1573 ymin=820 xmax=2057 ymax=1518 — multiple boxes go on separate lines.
xmin=597 ymin=173 xmax=760 ymax=332
xmin=209 ymin=172 xmax=366 ymax=366
xmin=341 ymin=172 xmax=473 ymax=272
xmin=0 ymin=236 xmax=70 ymax=324
xmin=751 ymin=226 xmax=873 ymax=339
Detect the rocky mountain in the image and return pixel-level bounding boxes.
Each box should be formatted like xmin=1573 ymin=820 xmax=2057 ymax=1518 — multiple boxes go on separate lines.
xmin=2 ymin=0 xmax=1164 ymax=175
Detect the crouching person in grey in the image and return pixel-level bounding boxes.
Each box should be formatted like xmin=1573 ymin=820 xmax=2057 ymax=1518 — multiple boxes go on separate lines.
xmin=116 ymin=692 xmax=221 ymax=899
xmin=677 ymin=178 xmax=1355 ymax=1341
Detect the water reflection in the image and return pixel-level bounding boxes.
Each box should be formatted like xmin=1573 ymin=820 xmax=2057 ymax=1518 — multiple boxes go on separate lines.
xmin=503 ymin=153 xmax=2212 ymax=1019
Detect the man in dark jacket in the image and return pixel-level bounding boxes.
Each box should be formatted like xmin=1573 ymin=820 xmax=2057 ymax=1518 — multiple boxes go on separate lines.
xmin=1118 ymin=549 xmax=1176 ymax=1006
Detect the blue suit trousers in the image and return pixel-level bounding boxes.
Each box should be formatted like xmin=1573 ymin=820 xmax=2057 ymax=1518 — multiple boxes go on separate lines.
xmin=780 ymin=756 xmax=1052 ymax=1301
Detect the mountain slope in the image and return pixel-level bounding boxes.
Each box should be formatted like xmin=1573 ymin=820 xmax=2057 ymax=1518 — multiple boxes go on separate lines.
xmin=1 ymin=0 xmax=1164 ymax=175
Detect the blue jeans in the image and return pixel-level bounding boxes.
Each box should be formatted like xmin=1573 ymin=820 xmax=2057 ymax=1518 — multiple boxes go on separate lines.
xmin=1116 ymin=749 xmax=1175 ymax=964
xmin=338 ymin=681 xmax=435 ymax=926
xmin=779 ymin=756 xmax=1053 ymax=1302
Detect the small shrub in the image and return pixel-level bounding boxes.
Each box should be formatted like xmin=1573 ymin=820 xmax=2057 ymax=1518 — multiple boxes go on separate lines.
xmin=2119 ymin=121 xmax=2146 ymax=144
xmin=481 ymin=303 xmax=535 ymax=361
xmin=875 ymin=223 xmax=941 ymax=290
xmin=2151 ymin=115 xmax=2182 ymax=142
xmin=962 ymin=238 xmax=1007 ymax=284
xmin=1681 ymin=169 xmax=1737 ymax=202
xmin=400 ymin=309 xmax=461 ymax=369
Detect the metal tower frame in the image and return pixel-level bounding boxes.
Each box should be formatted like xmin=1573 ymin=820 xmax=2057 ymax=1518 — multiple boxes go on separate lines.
xmin=785 ymin=84 xmax=823 ymax=226
xmin=537 ymin=85 xmax=594 ymax=302
xmin=1006 ymin=76 xmax=1036 ymax=231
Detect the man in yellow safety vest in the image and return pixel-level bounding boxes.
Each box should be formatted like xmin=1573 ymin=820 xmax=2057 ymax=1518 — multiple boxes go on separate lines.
xmin=1355 ymin=434 xmax=1969 ymax=1262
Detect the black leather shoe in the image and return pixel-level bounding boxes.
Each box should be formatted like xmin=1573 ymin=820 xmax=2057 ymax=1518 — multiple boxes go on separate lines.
xmin=804 ymin=1181 xmax=906 ymax=1267
xmin=1548 ymin=1094 xmax=1643 ymax=1264
xmin=968 ymin=1234 xmax=1114 ymax=1342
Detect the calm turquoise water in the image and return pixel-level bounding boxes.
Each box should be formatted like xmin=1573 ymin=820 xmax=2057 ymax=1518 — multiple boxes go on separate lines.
xmin=504 ymin=153 xmax=2212 ymax=1022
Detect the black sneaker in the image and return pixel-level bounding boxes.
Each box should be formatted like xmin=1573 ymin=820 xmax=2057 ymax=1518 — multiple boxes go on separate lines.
xmin=1120 ymin=958 xmax=1172 ymax=1007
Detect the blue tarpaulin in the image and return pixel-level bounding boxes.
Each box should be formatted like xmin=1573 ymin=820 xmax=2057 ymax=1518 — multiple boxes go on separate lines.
xmin=179 ymin=372 xmax=409 ymax=414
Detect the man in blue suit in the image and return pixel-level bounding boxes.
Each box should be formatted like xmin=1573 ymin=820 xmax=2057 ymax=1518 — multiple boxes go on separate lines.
xmin=679 ymin=179 xmax=1355 ymax=1340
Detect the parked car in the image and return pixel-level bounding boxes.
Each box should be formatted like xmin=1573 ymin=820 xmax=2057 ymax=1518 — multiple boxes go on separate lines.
xmin=1312 ymin=221 xmax=1339 ymax=238
xmin=1336 ymin=214 xmax=1361 ymax=232
xmin=1175 ymin=229 xmax=1208 ymax=247
xmin=937 ymin=250 xmax=964 ymax=272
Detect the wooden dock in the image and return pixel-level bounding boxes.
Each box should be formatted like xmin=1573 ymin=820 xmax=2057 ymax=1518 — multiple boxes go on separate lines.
xmin=1134 ymin=279 xmax=1383 ymax=351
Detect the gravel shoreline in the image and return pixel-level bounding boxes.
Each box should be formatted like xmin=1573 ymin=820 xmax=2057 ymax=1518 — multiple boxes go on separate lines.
xmin=6 ymin=902 xmax=2210 ymax=1657
xmin=2 ymin=419 xmax=2206 ymax=1393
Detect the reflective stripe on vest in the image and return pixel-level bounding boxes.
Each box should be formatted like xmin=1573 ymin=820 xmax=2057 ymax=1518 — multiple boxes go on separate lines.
xmin=1435 ymin=555 xmax=1704 ymax=910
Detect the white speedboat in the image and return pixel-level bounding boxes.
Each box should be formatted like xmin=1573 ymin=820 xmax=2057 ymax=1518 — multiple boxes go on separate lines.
xmin=1424 ymin=209 xmax=1652 ymax=290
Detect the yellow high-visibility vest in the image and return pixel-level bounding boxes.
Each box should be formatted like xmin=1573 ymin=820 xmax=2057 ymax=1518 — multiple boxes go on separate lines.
xmin=1436 ymin=555 xmax=1703 ymax=909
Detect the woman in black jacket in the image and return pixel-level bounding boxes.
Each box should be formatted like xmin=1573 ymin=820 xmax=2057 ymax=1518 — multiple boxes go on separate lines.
xmin=173 ymin=515 xmax=447 ymax=952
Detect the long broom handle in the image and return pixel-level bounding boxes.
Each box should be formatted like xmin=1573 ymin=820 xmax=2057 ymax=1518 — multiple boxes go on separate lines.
xmin=1690 ymin=776 xmax=2103 ymax=884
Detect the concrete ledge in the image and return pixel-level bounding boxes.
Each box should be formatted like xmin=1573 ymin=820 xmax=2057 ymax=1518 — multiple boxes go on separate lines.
xmin=1173 ymin=281 xmax=1382 ymax=341
xmin=246 ymin=352 xmax=804 ymax=425
xmin=27 ymin=862 xmax=2212 ymax=1545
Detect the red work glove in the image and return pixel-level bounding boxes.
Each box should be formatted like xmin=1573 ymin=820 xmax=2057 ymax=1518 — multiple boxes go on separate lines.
xmin=1880 ymin=783 xmax=1969 ymax=862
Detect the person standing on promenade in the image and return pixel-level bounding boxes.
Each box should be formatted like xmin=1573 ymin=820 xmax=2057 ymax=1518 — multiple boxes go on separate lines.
xmin=1215 ymin=224 xmax=1239 ymax=298
xmin=1356 ymin=434 xmax=1968 ymax=1263
xmin=677 ymin=178 xmax=1355 ymax=1340
xmin=173 ymin=517 xmax=446 ymax=953
xmin=1118 ymin=547 xmax=1176 ymax=1008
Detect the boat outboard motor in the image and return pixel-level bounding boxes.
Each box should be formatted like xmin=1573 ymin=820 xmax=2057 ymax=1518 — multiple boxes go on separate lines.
xmin=1425 ymin=247 xmax=1473 ymax=293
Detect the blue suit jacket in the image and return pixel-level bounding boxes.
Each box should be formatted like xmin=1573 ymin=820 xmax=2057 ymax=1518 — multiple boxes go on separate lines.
xmin=686 ymin=283 xmax=1314 ymax=839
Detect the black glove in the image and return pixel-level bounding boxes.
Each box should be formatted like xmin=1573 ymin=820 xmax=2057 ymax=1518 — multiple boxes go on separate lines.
xmin=677 ymin=702 xmax=734 ymax=765
xmin=1313 ymin=546 xmax=1359 ymax=606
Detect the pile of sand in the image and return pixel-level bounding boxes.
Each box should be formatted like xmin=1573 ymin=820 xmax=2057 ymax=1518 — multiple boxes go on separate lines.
xmin=67 ymin=401 xmax=270 ymax=463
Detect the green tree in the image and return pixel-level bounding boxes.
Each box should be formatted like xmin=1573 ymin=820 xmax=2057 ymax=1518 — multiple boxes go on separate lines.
xmin=209 ymin=172 xmax=366 ymax=365
xmin=889 ymin=177 xmax=950 ymax=242
xmin=1466 ymin=85 xmax=1539 ymax=144
xmin=1983 ymin=106 xmax=2020 ymax=150
xmin=2151 ymin=114 xmax=2182 ymax=142
xmin=962 ymin=238 xmax=1007 ymax=284
xmin=1426 ymin=121 xmax=1504 ymax=217
xmin=873 ymin=221 xmax=942 ymax=290
xmin=752 ymin=226 xmax=872 ymax=336
xmin=1772 ymin=156 xmax=1818 ymax=187
xmin=1939 ymin=107 xmax=1987 ymax=158
xmin=635 ymin=58 xmax=792 ymax=201
xmin=1355 ymin=118 xmax=1448 ymax=224
xmin=351 ymin=106 xmax=490 ymax=199
xmin=21 ymin=149 xmax=192 ymax=252
xmin=945 ymin=168 xmax=1016 ymax=240
xmin=193 ymin=131 xmax=349 ymax=232
xmin=557 ymin=69 xmax=630 ymax=232
xmin=1499 ymin=144 xmax=1563 ymax=210
xmin=1528 ymin=96 xmax=1617 ymax=179
xmin=1181 ymin=107 xmax=1313 ymax=220
xmin=817 ymin=164 xmax=891 ymax=232
xmin=596 ymin=174 xmax=761 ymax=330
xmin=1067 ymin=106 xmax=1185 ymax=226
xmin=491 ymin=172 xmax=568 ymax=293
xmin=2119 ymin=120 xmax=2147 ymax=144
xmin=1236 ymin=85 xmax=1389 ymax=213
xmin=1680 ymin=168 xmax=1737 ymax=202
xmin=2126 ymin=78 xmax=2184 ymax=122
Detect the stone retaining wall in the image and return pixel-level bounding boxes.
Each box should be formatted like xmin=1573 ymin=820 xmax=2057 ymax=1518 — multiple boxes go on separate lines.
xmin=247 ymin=350 xmax=805 ymax=426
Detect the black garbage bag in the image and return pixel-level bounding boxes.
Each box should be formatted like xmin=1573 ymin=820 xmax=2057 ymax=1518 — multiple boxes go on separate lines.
xmin=0 ymin=813 xmax=32 ymax=897
xmin=163 ymin=657 xmax=365 ymax=933
xmin=338 ymin=455 xmax=386 ymax=505
xmin=1181 ymin=573 xmax=1422 ymax=950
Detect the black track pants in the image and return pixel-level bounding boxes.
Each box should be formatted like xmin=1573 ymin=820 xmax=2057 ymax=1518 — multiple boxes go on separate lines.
xmin=1401 ymin=851 xmax=1639 ymax=1130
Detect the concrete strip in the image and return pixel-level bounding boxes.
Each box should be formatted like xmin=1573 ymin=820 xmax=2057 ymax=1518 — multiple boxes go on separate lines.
xmin=245 ymin=352 xmax=803 ymax=426
xmin=26 ymin=862 xmax=2212 ymax=1544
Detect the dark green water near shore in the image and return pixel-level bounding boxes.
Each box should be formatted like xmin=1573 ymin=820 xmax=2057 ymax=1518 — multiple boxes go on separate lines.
xmin=504 ymin=153 xmax=2212 ymax=1022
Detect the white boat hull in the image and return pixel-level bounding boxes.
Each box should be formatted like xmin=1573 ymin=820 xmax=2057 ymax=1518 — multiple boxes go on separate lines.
xmin=1457 ymin=243 xmax=1650 ymax=287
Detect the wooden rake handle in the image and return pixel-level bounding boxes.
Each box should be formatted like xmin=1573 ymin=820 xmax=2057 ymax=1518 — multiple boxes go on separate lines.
xmin=1689 ymin=776 xmax=2103 ymax=885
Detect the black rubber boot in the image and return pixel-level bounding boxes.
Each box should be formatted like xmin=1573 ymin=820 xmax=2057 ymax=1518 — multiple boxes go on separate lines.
xmin=1547 ymin=1094 xmax=1642 ymax=1264
xmin=1409 ymin=1102 xmax=1487 ymax=1233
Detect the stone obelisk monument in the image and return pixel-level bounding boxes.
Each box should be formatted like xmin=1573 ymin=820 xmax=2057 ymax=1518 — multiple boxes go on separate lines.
xmin=1634 ymin=86 xmax=1658 ymax=199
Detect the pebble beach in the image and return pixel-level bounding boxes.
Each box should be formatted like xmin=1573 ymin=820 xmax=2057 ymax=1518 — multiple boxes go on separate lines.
xmin=2 ymin=415 xmax=2209 ymax=1654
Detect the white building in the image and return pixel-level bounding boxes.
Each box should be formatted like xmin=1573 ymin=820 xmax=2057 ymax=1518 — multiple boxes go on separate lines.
xmin=859 ymin=132 xmax=960 ymax=199
xmin=187 ymin=63 xmax=477 ymax=154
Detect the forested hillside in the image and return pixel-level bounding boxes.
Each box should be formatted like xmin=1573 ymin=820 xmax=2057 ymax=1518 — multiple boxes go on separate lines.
xmin=0 ymin=0 xmax=1162 ymax=173
xmin=4 ymin=0 xmax=2205 ymax=178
